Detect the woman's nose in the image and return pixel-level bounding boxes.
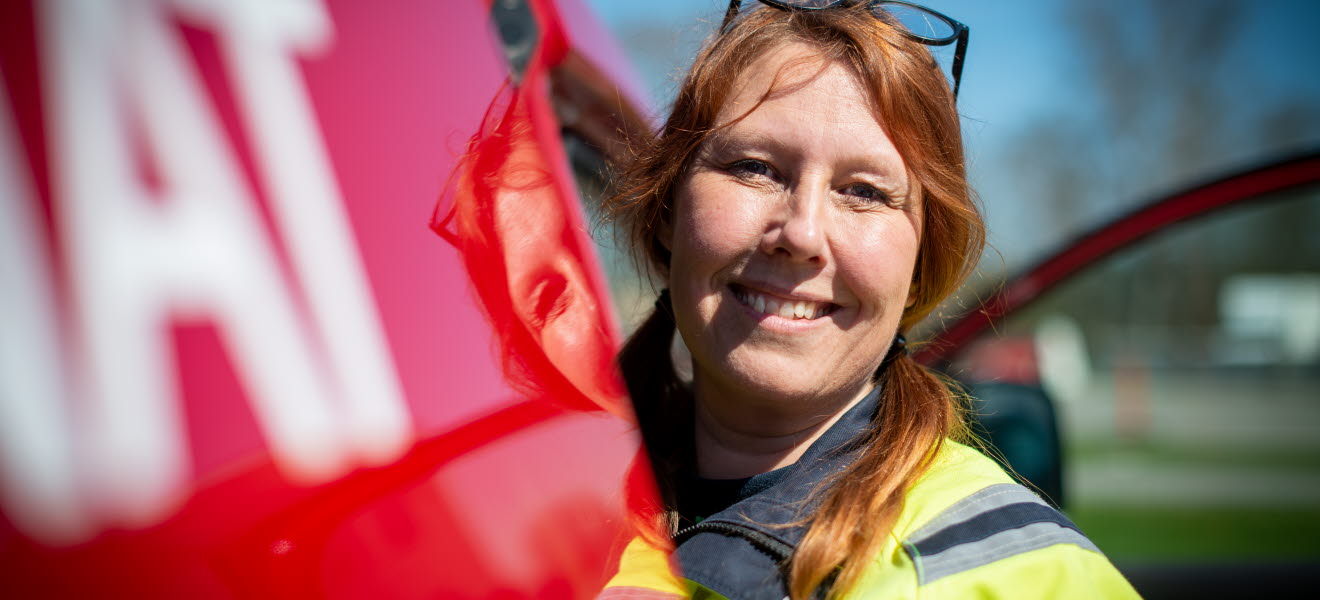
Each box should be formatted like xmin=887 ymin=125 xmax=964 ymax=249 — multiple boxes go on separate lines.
xmin=761 ymin=184 xmax=826 ymax=263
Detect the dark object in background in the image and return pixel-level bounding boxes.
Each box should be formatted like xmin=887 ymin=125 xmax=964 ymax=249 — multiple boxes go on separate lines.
xmin=966 ymin=381 xmax=1065 ymax=508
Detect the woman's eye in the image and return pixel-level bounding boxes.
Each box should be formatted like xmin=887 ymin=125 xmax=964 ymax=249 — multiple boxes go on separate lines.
xmin=842 ymin=183 xmax=890 ymax=203
xmin=729 ymin=159 xmax=776 ymax=179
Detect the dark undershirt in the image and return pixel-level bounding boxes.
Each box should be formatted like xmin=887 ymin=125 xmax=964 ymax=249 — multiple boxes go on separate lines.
xmin=676 ymin=463 xmax=794 ymax=525
xmin=673 ymin=388 xmax=883 ymax=526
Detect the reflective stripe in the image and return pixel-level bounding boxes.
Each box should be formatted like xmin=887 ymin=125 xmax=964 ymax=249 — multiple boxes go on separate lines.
xmin=914 ymin=501 xmax=1082 ymax=555
xmin=903 ymin=483 xmax=1101 ymax=585
xmin=908 ymin=483 xmax=1045 ymax=540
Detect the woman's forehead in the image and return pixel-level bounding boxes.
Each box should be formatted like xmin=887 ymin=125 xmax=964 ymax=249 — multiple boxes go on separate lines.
xmin=709 ymin=43 xmax=903 ymax=173
xmin=718 ymin=42 xmax=875 ymax=124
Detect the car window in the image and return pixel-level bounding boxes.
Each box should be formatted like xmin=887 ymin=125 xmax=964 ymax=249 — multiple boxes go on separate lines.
xmin=951 ymin=183 xmax=1320 ymax=563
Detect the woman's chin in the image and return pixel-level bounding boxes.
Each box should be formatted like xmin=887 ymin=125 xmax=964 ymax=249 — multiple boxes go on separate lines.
xmin=700 ymin=348 xmax=870 ymax=409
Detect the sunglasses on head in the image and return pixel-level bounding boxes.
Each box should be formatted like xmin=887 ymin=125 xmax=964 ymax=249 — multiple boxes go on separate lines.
xmin=719 ymin=0 xmax=969 ymax=98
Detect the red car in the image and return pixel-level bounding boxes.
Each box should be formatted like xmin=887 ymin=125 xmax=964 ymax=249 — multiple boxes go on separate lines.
xmin=1 ymin=0 xmax=653 ymax=597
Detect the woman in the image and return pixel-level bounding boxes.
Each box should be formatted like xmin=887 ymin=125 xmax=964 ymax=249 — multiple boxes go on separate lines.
xmin=601 ymin=2 xmax=1139 ymax=599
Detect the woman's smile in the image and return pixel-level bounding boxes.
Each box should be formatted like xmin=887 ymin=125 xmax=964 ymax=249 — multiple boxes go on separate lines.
xmin=728 ymin=282 xmax=840 ymax=323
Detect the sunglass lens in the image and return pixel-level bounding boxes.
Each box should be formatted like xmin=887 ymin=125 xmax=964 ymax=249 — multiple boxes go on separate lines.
xmin=876 ymin=3 xmax=957 ymax=42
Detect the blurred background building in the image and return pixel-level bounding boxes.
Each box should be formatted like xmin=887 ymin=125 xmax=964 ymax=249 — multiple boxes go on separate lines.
xmin=584 ymin=0 xmax=1320 ymax=573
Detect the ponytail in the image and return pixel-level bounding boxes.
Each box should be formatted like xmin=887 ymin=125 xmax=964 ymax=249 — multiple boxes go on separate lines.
xmin=787 ymin=343 xmax=970 ymax=599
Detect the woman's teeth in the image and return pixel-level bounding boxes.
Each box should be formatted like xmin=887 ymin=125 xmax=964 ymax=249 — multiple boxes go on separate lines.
xmin=733 ymin=287 xmax=832 ymax=320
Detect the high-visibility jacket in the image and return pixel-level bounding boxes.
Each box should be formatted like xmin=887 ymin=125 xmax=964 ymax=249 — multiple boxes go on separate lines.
xmin=598 ymin=390 xmax=1141 ymax=600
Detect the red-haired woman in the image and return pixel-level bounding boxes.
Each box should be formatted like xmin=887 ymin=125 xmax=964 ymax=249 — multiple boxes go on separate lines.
xmin=600 ymin=2 xmax=1139 ymax=599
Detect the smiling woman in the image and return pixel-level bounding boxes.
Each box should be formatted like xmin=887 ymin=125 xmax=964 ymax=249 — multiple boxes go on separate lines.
xmin=667 ymin=46 xmax=921 ymax=434
xmin=599 ymin=2 xmax=1140 ymax=600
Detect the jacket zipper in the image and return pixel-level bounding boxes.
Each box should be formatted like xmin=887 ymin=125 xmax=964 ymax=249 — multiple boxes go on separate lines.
xmin=674 ymin=520 xmax=794 ymax=562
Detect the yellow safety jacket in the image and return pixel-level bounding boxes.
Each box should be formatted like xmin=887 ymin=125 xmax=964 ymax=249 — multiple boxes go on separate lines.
xmin=598 ymin=391 xmax=1140 ymax=599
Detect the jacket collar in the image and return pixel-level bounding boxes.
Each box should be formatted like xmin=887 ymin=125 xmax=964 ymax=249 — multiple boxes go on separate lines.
xmin=675 ymin=384 xmax=881 ymax=556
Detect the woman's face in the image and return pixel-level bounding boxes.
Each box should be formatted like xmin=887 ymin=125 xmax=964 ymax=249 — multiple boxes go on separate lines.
xmin=666 ymin=44 xmax=922 ymax=411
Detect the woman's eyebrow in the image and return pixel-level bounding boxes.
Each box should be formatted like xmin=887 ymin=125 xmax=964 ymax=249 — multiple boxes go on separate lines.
xmin=703 ymin=128 xmax=789 ymax=155
xmin=838 ymin=155 xmax=905 ymax=180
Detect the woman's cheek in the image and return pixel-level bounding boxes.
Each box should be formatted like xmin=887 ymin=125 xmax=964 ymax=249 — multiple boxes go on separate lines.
xmin=839 ymin=221 xmax=921 ymax=314
xmin=683 ymin=189 xmax=765 ymax=261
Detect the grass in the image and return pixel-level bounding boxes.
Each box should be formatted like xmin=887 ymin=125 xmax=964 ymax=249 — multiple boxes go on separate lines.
xmin=1067 ymin=504 xmax=1320 ymax=561
xmin=1067 ymin=439 xmax=1320 ymax=472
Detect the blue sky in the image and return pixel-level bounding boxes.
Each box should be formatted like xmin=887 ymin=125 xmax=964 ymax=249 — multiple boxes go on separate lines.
xmin=585 ymin=0 xmax=1320 ymax=134
xmin=583 ymin=0 xmax=1320 ymax=267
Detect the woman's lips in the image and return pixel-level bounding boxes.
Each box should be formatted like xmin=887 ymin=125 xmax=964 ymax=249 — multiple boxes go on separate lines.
xmin=729 ymin=283 xmax=839 ymax=320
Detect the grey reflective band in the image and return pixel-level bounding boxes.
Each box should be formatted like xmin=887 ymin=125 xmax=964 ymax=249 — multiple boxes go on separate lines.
xmin=902 ymin=483 xmax=1102 ymax=585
